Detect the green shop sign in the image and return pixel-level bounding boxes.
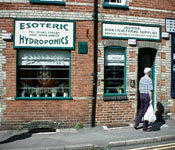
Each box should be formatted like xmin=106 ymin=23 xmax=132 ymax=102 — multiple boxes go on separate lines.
xmin=14 ymin=19 xmax=75 ymax=49
xmin=102 ymin=22 xmax=161 ymax=41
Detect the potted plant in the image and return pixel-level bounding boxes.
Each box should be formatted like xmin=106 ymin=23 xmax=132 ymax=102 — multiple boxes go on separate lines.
xmin=44 ymin=89 xmax=48 ymax=97
xmin=116 ymin=85 xmax=124 ymax=94
xmin=51 ymin=88 xmax=57 ymax=97
xmin=35 ymin=88 xmax=40 ymax=97
xmin=21 ymin=90 xmax=25 ymax=97
xmin=63 ymin=83 xmax=69 ymax=97
xmin=29 ymin=88 xmax=34 ymax=97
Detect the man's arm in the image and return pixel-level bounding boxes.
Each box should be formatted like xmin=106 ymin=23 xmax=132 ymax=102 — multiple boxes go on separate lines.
xmin=149 ymin=90 xmax=152 ymax=105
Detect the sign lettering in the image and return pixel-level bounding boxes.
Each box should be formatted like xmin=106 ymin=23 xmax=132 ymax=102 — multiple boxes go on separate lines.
xmin=14 ymin=20 xmax=75 ymax=49
xmin=165 ymin=18 xmax=175 ymax=33
xmin=102 ymin=22 xmax=161 ymax=41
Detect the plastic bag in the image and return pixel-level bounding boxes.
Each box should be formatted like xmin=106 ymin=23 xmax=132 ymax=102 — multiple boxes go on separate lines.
xmin=144 ymin=105 xmax=156 ymax=123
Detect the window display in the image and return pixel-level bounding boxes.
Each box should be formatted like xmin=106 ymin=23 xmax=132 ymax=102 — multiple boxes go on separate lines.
xmin=104 ymin=47 xmax=126 ymax=95
xmin=17 ymin=50 xmax=70 ymax=98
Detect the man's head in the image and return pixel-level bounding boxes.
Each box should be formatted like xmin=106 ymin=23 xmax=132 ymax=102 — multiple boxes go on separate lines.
xmin=144 ymin=67 xmax=151 ymax=75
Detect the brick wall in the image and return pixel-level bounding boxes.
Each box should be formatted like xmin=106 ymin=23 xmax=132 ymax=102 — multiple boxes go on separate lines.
xmin=0 ymin=0 xmax=175 ymax=128
xmin=3 ymin=99 xmax=91 ymax=128
xmin=0 ymin=16 xmax=94 ymax=128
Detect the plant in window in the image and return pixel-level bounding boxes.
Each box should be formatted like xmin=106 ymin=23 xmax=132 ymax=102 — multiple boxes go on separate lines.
xmin=21 ymin=90 xmax=25 ymax=97
xmin=44 ymin=89 xmax=48 ymax=97
xmin=29 ymin=88 xmax=35 ymax=97
xmin=51 ymin=88 xmax=57 ymax=97
xmin=35 ymin=87 xmax=40 ymax=97
xmin=116 ymin=85 xmax=124 ymax=94
xmin=63 ymin=83 xmax=69 ymax=97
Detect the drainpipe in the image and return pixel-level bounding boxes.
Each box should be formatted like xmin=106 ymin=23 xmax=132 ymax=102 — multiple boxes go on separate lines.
xmin=91 ymin=0 xmax=98 ymax=127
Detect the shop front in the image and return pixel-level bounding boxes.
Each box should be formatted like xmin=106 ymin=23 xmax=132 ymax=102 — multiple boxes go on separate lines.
xmin=14 ymin=19 xmax=74 ymax=100
xmin=1 ymin=11 xmax=175 ymax=129
xmin=95 ymin=21 xmax=164 ymax=126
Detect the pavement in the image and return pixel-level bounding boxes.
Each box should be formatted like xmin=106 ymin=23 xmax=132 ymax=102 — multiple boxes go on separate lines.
xmin=0 ymin=119 xmax=175 ymax=150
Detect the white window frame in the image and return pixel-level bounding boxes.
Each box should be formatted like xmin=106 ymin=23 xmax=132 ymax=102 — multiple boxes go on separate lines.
xmin=105 ymin=0 xmax=126 ymax=5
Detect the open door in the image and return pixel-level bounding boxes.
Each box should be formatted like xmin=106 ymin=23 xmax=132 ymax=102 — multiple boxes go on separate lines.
xmin=137 ymin=48 xmax=157 ymax=113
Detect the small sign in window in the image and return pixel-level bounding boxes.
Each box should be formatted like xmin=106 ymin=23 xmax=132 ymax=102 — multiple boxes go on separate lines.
xmin=165 ymin=18 xmax=175 ymax=33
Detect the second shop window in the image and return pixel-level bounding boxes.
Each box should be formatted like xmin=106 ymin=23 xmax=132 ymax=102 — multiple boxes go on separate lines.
xmin=104 ymin=46 xmax=126 ymax=95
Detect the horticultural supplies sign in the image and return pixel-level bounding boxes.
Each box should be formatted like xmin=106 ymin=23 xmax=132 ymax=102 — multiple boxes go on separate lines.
xmin=14 ymin=19 xmax=75 ymax=49
xmin=102 ymin=22 xmax=161 ymax=41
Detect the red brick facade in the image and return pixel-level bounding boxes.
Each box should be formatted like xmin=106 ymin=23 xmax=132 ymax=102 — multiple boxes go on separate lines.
xmin=0 ymin=0 xmax=175 ymax=129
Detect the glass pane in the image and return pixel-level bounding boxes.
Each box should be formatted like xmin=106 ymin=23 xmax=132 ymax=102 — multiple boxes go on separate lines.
xmin=111 ymin=0 xmax=116 ymax=3
xmin=105 ymin=66 xmax=124 ymax=94
xmin=17 ymin=50 xmax=70 ymax=98
xmin=108 ymin=0 xmax=126 ymax=5
xmin=104 ymin=48 xmax=125 ymax=94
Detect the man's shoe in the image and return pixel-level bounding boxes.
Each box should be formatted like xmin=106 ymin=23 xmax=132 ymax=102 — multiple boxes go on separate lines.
xmin=143 ymin=128 xmax=152 ymax=132
xmin=134 ymin=125 xmax=138 ymax=130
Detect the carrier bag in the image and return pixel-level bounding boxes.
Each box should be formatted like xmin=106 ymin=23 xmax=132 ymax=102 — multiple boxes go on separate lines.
xmin=144 ymin=105 xmax=156 ymax=123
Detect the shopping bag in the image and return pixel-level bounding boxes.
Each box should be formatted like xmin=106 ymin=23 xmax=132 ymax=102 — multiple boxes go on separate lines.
xmin=144 ymin=105 xmax=156 ymax=123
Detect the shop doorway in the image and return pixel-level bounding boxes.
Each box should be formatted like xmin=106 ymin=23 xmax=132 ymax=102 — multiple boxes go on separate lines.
xmin=137 ymin=48 xmax=157 ymax=113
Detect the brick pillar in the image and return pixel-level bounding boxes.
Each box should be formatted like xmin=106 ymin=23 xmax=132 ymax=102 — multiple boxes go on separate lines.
xmin=0 ymin=30 xmax=7 ymax=126
xmin=126 ymin=46 xmax=138 ymax=119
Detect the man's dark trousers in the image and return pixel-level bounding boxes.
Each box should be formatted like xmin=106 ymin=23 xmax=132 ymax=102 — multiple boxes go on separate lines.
xmin=135 ymin=93 xmax=150 ymax=131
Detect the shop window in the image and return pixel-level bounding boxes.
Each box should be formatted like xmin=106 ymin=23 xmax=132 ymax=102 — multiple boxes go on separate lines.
xmin=104 ymin=46 xmax=126 ymax=96
xmin=30 ymin=0 xmax=65 ymax=5
xmin=103 ymin=0 xmax=129 ymax=9
xmin=16 ymin=50 xmax=71 ymax=100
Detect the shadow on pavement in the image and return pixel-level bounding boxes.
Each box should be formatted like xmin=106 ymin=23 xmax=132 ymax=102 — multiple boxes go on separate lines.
xmin=0 ymin=128 xmax=56 ymax=144
xmin=0 ymin=132 xmax=32 ymax=144
xmin=151 ymin=102 xmax=166 ymax=131
xmin=151 ymin=120 xmax=165 ymax=131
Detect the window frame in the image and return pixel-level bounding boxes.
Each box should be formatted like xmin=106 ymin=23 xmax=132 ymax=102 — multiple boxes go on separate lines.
xmin=15 ymin=49 xmax=72 ymax=100
xmin=171 ymin=34 xmax=175 ymax=98
xmin=108 ymin=0 xmax=126 ymax=6
xmin=104 ymin=46 xmax=127 ymax=97
xmin=103 ymin=0 xmax=129 ymax=9
xmin=29 ymin=0 xmax=65 ymax=5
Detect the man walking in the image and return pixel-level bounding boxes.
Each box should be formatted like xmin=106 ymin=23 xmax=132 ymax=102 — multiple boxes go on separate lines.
xmin=134 ymin=67 xmax=153 ymax=132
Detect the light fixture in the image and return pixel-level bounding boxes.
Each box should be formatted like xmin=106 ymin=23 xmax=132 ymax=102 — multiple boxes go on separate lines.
xmin=162 ymin=32 xmax=170 ymax=39
xmin=2 ymin=33 xmax=12 ymax=40
xmin=128 ymin=39 xmax=136 ymax=46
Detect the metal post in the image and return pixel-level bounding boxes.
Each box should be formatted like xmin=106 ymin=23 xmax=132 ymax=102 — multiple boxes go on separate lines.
xmin=91 ymin=0 xmax=98 ymax=127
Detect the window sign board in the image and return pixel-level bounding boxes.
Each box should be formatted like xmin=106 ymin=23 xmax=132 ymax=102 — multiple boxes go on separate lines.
xmin=14 ymin=19 xmax=75 ymax=49
xmin=105 ymin=49 xmax=124 ymax=66
xmin=165 ymin=18 xmax=175 ymax=33
xmin=18 ymin=50 xmax=70 ymax=66
xmin=102 ymin=22 xmax=161 ymax=41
